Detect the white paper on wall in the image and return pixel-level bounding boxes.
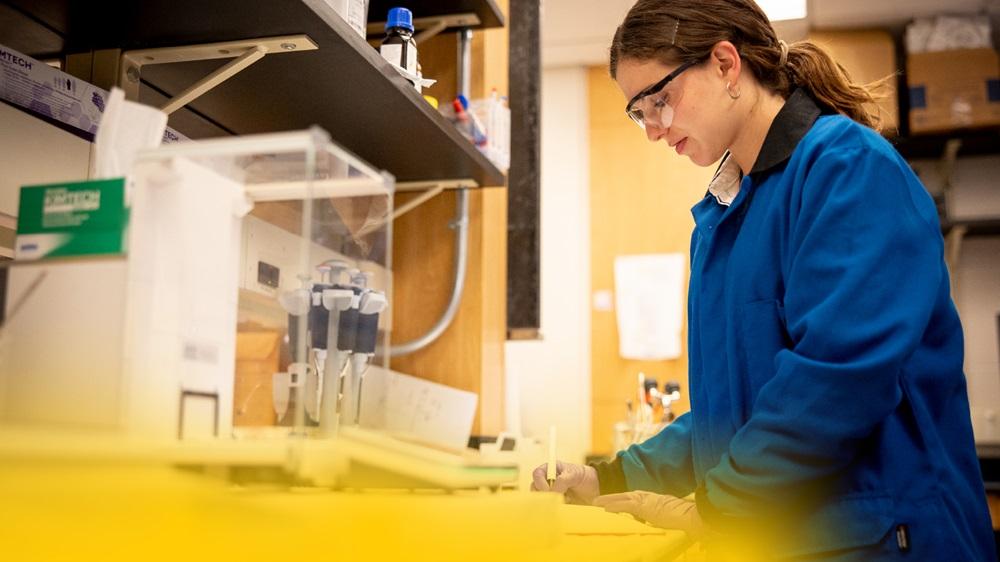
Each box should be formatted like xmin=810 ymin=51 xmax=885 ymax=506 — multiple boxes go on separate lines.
xmin=613 ymin=253 xmax=686 ymax=361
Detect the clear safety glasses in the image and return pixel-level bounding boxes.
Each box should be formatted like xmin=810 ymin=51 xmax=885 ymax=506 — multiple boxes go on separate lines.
xmin=624 ymin=58 xmax=700 ymax=130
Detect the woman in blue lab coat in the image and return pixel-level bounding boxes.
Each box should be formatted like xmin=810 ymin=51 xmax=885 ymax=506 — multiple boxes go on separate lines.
xmin=532 ymin=1 xmax=997 ymax=560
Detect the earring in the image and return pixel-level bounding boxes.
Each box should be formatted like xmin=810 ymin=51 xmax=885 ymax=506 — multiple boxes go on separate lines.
xmin=726 ymin=81 xmax=741 ymax=100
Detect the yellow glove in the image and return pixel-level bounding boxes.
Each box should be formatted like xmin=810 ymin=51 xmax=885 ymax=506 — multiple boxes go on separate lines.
xmin=593 ymin=491 xmax=707 ymax=539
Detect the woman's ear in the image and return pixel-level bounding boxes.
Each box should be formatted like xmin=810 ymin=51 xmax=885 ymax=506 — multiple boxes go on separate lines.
xmin=710 ymin=40 xmax=742 ymax=84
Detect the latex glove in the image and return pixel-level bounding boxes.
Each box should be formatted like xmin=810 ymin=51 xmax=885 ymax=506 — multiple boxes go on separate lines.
xmin=593 ymin=491 xmax=706 ymax=539
xmin=530 ymin=461 xmax=600 ymax=505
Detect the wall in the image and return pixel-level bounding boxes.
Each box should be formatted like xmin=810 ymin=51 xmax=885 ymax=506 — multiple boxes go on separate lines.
xmin=949 ymin=156 xmax=1000 ymax=444
xmin=957 ymin=236 xmax=1000 ymax=443
xmin=913 ymin=155 xmax=1000 ymax=444
xmin=587 ymin=66 xmax=715 ymax=456
xmin=505 ymin=66 xmax=592 ymax=463
xmin=513 ymin=62 xmax=719 ymax=459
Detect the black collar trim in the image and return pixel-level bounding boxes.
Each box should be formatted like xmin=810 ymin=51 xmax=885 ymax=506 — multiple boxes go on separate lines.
xmin=749 ymin=88 xmax=824 ymax=175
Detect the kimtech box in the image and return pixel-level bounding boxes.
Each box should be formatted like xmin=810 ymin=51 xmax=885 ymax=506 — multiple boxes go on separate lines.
xmin=14 ymin=178 xmax=128 ymax=261
xmin=0 ymin=43 xmax=186 ymax=143
xmin=907 ymin=48 xmax=1000 ymax=134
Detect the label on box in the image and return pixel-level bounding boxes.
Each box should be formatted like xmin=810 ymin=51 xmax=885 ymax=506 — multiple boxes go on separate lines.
xmin=15 ymin=178 xmax=128 ymax=260
xmin=0 ymin=43 xmax=186 ymax=143
xmin=989 ymin=79 xmax=1000 ymax=102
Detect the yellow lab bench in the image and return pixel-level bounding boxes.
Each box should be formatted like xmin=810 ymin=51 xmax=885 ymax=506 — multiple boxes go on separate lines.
xmin=0 ymin=430 xmax=691 ymax=562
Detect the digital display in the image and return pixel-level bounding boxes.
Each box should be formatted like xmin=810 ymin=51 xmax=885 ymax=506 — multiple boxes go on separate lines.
xmin=257 ymin=260 xmax=280 ymax=289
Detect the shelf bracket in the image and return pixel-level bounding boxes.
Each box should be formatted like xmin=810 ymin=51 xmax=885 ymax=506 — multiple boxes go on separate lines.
xmin=395 ymin=179 xmax=480 ymax=193
xmin=118 ymin=35 xmax=319 ymax=115
xmin=944 ymin=223 xmax=967 ymax=301
xmin=383 ymin=179 xmax=480 ymax=224
xmin=940 ymin=138 xmax=963 ymax=185
xmin=391 ymin=185 xmax=446 ymax=222
xmin=366 ymin=13 xmax=482 ymax=45
xmin=937 ymin=137 xmax=964 ymax=268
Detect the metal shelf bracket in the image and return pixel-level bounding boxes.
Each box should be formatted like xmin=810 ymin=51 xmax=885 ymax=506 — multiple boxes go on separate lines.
xmin=395 ymin=179 xmax=480 ymax=192
xmin=118 ymin=35 xmax=319 ymax=115
xmin=389 ymin=179 xmax=480 ymax=222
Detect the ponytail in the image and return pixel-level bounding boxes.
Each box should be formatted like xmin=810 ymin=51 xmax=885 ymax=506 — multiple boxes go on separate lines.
xmin=783 ymin=42 xmax=892 ymax=132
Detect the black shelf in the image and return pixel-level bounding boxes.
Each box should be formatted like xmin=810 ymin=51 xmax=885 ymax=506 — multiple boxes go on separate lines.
xmin=368 ymin=0 xmax=505 ymax=29
xmin=0 ymin=0 xmax=506 ymax=187
xmin=980 ymin=445 xmax=1000 ymax=490
xmin=890 ymin=128 xmax=1000 ymax=161
xmin=942 ymin=219 xmax=1000 ymax=238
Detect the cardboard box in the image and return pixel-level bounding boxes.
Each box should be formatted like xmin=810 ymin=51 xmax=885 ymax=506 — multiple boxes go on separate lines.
xmin=809 ymin=30 xmax=900 ymax=133
xmin=907 ymin=48 xmax=1000 ymax=134
xmin=233 ymin=329 xmax=281 ymax=427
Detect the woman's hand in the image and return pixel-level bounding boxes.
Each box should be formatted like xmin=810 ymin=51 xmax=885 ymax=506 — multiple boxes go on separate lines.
xmin=530 ymin=461 xmax=600 ymax=505
xmin=594 ymin=491 xmax=706 ymax=539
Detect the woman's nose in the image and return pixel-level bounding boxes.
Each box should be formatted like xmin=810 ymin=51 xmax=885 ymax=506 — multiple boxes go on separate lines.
xmin=645 ymin=124 xmax=666 ymax=143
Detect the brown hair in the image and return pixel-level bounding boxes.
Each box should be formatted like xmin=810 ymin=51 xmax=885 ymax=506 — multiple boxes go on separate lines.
xmin=609 ymin=0 xmax=890 ymax=131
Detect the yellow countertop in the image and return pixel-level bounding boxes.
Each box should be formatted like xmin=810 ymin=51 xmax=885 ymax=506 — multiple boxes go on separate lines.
xmin=0 ymin=430 xmax=690 ymax=562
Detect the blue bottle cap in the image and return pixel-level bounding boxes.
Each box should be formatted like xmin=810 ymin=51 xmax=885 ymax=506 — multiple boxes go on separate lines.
xmin=386 ymin=7 xmax=414 ymax=32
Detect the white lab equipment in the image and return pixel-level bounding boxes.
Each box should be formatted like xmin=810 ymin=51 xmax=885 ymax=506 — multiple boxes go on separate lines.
xmin=612 ymin=375 xmax=683 ymax=453
xmin=273 ymin=363 xmax=312 ymax=423
xmin=343 ymin=285 xmax=388 ymax=424
xmin=0 ymin=127 xmax=394 ymax=441
xmin=0 ymin=126 xmax=523 ymax=493
xmin=319 ymin=282 xmax=356 ymax=435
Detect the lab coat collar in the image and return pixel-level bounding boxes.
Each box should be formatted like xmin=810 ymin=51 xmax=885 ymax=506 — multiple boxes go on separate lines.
xmin=749 ymin=88 xmax=824 ymax=176
xmin=704 ymin=90 xmax=824 ymax=207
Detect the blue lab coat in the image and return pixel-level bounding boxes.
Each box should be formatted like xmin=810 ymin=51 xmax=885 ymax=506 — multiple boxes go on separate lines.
xmin=593 ymin=90 xmax=997 ymax=560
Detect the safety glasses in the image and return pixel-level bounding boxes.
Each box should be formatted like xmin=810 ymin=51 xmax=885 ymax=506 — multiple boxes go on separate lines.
xmin=624 ymin=58 xmax=701 ymax=130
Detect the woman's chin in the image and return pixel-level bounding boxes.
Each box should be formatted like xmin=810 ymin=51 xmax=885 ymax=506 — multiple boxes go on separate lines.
xmin=688 ymin=152 xmax=711 ymax=167
xmin=688 ymin=149 xmax=724 ymax=168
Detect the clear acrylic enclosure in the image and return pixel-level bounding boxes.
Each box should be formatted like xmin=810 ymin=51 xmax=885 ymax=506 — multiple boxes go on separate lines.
xmin=0 ymin=127 xmax=394 ymax=441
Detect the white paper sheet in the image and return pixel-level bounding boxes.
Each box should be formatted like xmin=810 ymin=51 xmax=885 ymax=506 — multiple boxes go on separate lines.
xmin=94 ymin=88 xmax=168 ymax=179
xmin=613 ymin=253 xmax=686 ymax=360
xmin=358 ymin=366 xmax=478 ymax=452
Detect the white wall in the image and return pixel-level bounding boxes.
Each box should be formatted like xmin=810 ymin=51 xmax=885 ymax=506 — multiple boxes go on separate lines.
xmin=915 ymin=155 xmax=1000 ymax=444
xmin=957 ymin=236 xmax=1000 ymax=444
xmin=504 ymin=67 xmax=592 ymax=463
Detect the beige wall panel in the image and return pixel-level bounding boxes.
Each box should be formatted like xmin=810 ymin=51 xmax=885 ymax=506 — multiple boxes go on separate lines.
xmin=588 ymin=66 xmax=714 ymax=455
